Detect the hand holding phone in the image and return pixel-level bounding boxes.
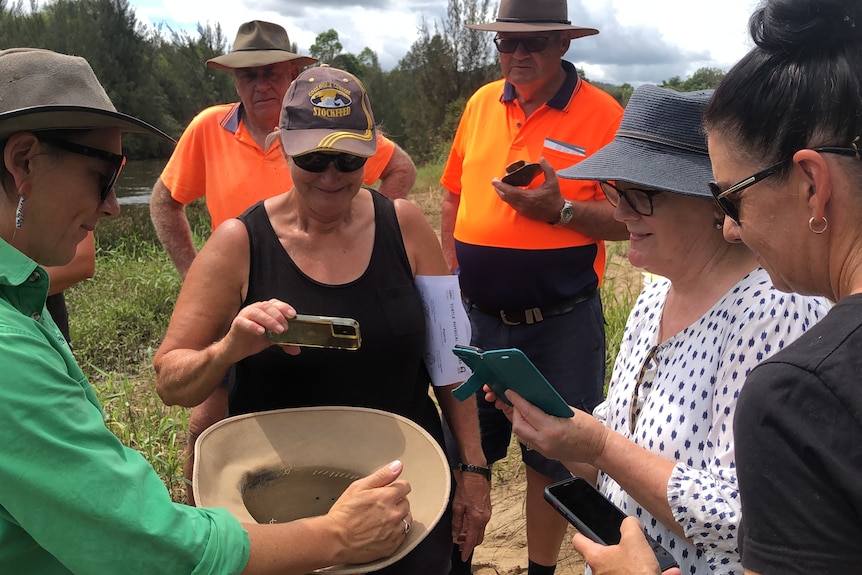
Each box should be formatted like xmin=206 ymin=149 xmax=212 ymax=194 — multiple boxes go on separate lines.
xmin=266 ymin=314 xmax=361 ymax=350
xmin=501 ymin=160 xmax=542 ymax=187
xmin=451 ymin=345 xmax=574 ymax=418
xmin=544 ymin=477 xmax=678 ymax=571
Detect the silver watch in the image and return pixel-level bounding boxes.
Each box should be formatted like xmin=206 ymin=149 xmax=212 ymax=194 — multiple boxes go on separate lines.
xmin=554 ymin=199 xmax=574 ymax=226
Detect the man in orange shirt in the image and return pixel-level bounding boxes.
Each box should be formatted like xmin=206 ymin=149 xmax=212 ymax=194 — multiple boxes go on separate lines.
xmin=440 ymin=1 xmax=627 ymax=573
xmin=150 ymin=20 xmax=417 ymax=503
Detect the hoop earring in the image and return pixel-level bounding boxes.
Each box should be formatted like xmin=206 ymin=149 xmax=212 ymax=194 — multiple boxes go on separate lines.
xmin=808 ymin=216 xmax=828 ymax=234
xmin=15 ymin=195 xmax=25 ymax=229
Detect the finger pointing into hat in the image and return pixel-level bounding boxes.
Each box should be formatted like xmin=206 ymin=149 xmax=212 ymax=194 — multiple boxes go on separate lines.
xmin=325 ymin=460 xmax=413 ymax=565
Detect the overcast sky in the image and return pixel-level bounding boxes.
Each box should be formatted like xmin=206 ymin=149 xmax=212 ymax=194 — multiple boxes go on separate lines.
xmin=125 ymin=0 xmax=761 ymax=86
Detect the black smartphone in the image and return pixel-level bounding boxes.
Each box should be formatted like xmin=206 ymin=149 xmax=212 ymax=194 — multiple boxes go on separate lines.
xmin=266 ymin=314 xmax=361 ymax=350
xmin=501 ymin=160 xmax=542 ymax=187
xmin=544 ymin=477 xmax=679 ymax=571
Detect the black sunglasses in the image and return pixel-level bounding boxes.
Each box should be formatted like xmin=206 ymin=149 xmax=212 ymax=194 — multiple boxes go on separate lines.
xmin=291 ymin=152 xmax=367 ymax=173
xmin=600 ymin=181 xmax=664 ymax=216
xmin=709 ymin=146 xmax=861 ymax=223
xmin=493 ymin=36 xmax=554 ymax=54
xmin=38 ymin=136 xmax=126 ymax=203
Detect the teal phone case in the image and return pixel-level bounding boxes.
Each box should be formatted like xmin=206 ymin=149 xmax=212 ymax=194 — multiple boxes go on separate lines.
xmin=451 ymin=346 xmax=575 ymax=418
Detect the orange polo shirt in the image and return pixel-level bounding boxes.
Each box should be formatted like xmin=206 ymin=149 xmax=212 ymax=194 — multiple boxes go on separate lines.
xmin=441 ymin=62 xmax=623 ymax=308
xmin=160 ymin=103 xmax=395 ymax=229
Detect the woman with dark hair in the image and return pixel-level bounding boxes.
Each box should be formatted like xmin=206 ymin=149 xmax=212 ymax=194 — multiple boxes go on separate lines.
xmin=705 ymin=0 xmax=862 ymax=573
xmin=566 ymin=1 xmax=862 ymax=573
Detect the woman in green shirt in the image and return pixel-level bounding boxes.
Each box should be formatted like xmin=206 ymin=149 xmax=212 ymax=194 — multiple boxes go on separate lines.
xmin=0 ymin=47 xmax=412 ymax=575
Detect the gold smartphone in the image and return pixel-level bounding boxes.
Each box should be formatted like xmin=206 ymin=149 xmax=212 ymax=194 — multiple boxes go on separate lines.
xmin=266 ymin=314 xmax=362 ymax=350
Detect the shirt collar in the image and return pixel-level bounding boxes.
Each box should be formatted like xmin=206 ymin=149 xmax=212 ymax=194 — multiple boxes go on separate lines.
xmin=501 ymin=60 xmax=581 ymax=110
xmin=0 ymin=238 xmax=39 ymax=288
xmin=220 ymin=102 xmax=243 ymax=134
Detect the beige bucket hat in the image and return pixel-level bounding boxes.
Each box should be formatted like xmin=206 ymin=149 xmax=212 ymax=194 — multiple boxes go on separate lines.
xmin=0 ymin=48 xmax=171 ymax=141
xmin=207 ymin=20 xmax=318 ymax=71
xmin=467 ymin=0 xmax=598 ymax=39
xmin=194 ymin=406 xmax=451 ymax=574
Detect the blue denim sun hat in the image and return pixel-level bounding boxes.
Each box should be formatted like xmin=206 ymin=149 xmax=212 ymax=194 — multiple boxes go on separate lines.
xmin=558 ymin=85 xmax=714 ymax=198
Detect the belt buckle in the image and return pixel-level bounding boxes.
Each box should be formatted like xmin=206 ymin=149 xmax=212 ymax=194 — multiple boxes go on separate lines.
xmin=500 ymin=307 xmax=544 ymax=326
xmin=499 ymin=310 xmax=521 ymax=326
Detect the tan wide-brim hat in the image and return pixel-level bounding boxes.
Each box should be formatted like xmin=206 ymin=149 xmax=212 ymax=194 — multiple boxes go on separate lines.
xmin=0 ymin=48 xmax=172 ymax=141
xmin=467 ymin=0 xmax=598 ymax=39
xmin=194 ymin=406 xmax=451 ymax=574
xmin=207 ymin=20 xmax=318 ymax=71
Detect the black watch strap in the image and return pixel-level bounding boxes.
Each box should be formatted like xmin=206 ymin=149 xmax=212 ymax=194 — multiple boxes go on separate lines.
xmin=458 ymin=463 xmax=492 ymax=480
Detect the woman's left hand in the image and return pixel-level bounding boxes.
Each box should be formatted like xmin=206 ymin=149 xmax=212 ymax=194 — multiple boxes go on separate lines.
xmin=484 ymin=386 xmax=609 ymax=465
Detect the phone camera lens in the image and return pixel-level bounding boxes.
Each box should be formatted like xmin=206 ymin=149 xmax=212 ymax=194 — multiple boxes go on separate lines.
xmin=333 ymin=325 xmax=356 ymax=336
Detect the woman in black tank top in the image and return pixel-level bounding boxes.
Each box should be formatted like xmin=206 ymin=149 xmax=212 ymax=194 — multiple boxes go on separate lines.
xmin=154 ymin=67 xmax=491 ymax=575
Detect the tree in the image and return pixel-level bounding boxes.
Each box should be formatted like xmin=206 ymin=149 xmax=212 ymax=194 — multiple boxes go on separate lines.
xmin=660 ymin=67 xmax=725 ymax=92
xmin=309 ymin=29 xmax=343 ymax=64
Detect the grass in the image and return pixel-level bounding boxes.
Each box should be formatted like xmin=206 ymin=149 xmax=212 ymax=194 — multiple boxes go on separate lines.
xmin=65 ymin=166 xmax=639 ymax=505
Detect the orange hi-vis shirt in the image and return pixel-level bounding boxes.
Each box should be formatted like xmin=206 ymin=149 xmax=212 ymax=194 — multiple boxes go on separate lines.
xmin=441 ymin=64 xmax=623 ymax=291
xmin=160 ymin=103 xmax=396 ymax=229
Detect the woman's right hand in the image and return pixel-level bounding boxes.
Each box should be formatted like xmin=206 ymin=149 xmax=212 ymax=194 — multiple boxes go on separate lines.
xmin=325 ymin=460 xmax=413 ymax=565
xmin=573 ymin=516 xmax=681 ymax=575
xmin=221 ymin=298 xmax=300 ymax=362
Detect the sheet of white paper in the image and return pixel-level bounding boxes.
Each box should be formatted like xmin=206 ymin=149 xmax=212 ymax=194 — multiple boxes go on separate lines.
xmin=415 ymin=275 xmax=473 ymax=387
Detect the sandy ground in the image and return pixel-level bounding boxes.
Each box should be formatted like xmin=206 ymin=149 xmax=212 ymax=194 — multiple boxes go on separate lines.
xmin=466 ymin=441 xmax=587 ymax=575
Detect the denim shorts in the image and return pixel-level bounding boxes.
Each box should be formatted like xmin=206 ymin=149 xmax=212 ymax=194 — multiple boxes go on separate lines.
xmin=444 ymin=291 xmax=606 ymax=481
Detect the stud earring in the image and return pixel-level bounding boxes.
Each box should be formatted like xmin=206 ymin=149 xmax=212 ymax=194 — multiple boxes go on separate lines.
xmin=714 ymin=219 xmax=724 ymax=230
xmin=15 ymin=195 xmax=25 ymax=229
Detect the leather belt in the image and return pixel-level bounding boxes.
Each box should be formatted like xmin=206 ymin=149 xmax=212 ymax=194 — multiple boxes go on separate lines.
xmin=465 ymin=290 xmax=596 ymax=326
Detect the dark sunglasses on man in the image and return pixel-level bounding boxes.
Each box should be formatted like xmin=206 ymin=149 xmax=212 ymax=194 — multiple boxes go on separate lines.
xmin=493 ymin=35 xmax=555 ymax=54
xmin=37 ymin=136 xmax=126 ymax=203
xmin=291 ymin=151 xmax=368 ymax=173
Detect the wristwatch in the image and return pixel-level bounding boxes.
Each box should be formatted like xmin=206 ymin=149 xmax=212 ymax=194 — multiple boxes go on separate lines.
xmin=551 ymin=199 xmax=574 ymax=226
xmin=457 ymin=463 xmax=492 ymax=480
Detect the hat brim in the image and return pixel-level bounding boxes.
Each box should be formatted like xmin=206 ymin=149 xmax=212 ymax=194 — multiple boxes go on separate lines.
xmin=467 ymin=22 xmax=598 ymax=39
xmin=207 ymin=50 xmax=318 ymax=71
xmin=194 ymin=406 xmax=452 ymax=574
xmin=558 ymin=136 xmax=714 ymax=199
xmin=281 ymin=128 xmax=377 ymax=158
xmin=0 ymin=105 xmax=174 ymax=142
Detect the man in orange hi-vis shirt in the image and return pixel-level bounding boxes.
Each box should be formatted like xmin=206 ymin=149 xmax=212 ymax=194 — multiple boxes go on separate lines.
xmin=440 ymin=1 xmax=627 ymax=574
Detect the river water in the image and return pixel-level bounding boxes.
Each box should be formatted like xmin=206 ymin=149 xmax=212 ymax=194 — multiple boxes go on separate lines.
xmin=115 ymin=158 xmax=168 ymax=206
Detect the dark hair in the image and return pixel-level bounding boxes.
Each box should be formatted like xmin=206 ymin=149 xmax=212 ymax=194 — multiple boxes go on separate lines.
xmin=704 ymin=0 xmax=862 ymax=173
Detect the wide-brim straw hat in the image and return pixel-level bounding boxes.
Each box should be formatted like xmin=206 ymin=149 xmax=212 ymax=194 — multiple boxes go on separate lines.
xmin=207 ymin=20 xmax=318 ymax=71
xmin=559 ymin=85 xmax=715 ymax=198
xmin=0 ymin=48 xmax=171 ymax=141
xmin=467 ymin=0 xmax=598 ymax=39
xmin=194 ymin=406 xmax=451 ymax=574
xmin=279 ymin=66 xmax=378 ymax=158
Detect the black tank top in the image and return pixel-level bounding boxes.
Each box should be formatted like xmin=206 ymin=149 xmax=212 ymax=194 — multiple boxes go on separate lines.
xmin=233 ymin=191 xmax=444 ymax=443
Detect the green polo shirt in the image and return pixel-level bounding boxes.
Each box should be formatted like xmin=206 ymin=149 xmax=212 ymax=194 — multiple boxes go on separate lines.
xmin=0 ymin=239 xmax=249 ymax=574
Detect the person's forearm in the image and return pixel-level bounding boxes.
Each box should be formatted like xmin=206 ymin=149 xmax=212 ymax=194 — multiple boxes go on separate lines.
xmin=154 ymin=342 xmax=236 ymax=407
xmin=149 ymin=179 xmax=198 ymax=279
xmin=593 ymin=431 xmax=688 ymax=541
xmin=375 ymin=146 xmax=416 ymax=200
xmin=435 ymin=387 xmax=486 ymax=466
xmin=565 ymin=197 xmax=629 ymax=241
xmin=242 ymin=517 xmax=342 ymax=575
xmin=441 ymin=191 xmax=460 ymax=273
